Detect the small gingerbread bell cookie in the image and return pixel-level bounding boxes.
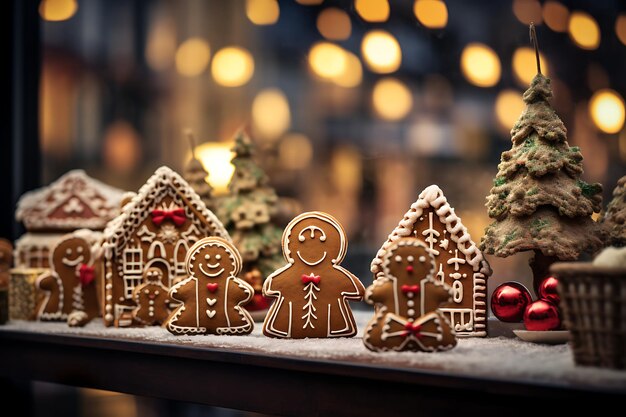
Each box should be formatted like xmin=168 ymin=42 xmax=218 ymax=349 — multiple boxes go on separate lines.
xmin=364 ymin=238 xmax=457 ymax=352
xmin=166 ymin=237 xmax=255 ymax=335
xmin=262 ymin=211 xmax=365 ymax=338
xmin=132 ymin=267 xmax=171 ymax=326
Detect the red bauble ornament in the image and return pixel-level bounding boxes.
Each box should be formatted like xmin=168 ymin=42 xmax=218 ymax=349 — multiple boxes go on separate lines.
xmin=523 ymin=299 xmax=561 ymax=331
xmin=538 ymin=276 xmax=560 ymax=305
xmin=490 ymin=282 xmax=532 ymax=322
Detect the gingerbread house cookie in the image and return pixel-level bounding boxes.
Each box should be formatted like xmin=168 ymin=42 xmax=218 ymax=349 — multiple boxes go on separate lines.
xmin=371 ymin=185 xmax=491 ymax=337
xmin=364 ymin=238 xmax=457 ymax=352
xmin=262 ymin=211 xmax=365 ymax=338
xmin=35 ymin=229 xmax=102 ymax=324
xmin=15 ymin=170 xmax=125 ymax=268
xmin=166 ymin=237 xmax=255 ymax=335
xmin=101 ymin=166 xmax=230 ymax=327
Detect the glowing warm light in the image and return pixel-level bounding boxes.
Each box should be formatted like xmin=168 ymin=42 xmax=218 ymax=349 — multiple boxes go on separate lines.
xmin=145 ymin=16 xmax=176 ymax=71
xmin=175 ymin=38 xmax=211 ymax=77
xmin=279 ymin=133 xmax=313 ymax=170
xmin=495 ymin=90 xmax=525 ymax=130
xmin=361 ymin=30 xmax=402 ymax=74
xmin=589 ymin=89 xmax=625 ymax=134
xmin=619 ymin=130 xmax=626 ymax=162
xmin=332 ymin=51 xmax=363 ymax=88
xmin=39 ymin=0 xmax=77 ymax=21
xmin=246 ymin=0 xmax=279 ymax=25
xmin=512 ymin=47 xmax=549 ymax=86
xmin=543 ymin=1 xmax=569 ymax=33
xmin=460 ymin=43 xmax=501 ymax=88
xmin=372 ymin=78 xmax=413 ymax=121
xmin=355 ymin=0 xmax=390 ymax=22
xmin=616 ymin=15 xmax=626 ymax=46
xmin=103 ymin=121 xmax=142 ymax=173
xmin=252 ymin=88 xmax=291 ymax=141
xmin=568 ymin=12 xmax=600 ymax=50
xmin=309 ymin=42 xmax=347 ymax=79
xmin=195 ymin=142 xmax=235 ymax=194
xmin=512 ymin=0 xmax=542 ymax=25
xmin=317 ymin=8 xmax=351 ymax=40
xmin=211 ymin=47 xmax=255 ymax=87
xmin=414 ymin=0 xmax=448 ymax=29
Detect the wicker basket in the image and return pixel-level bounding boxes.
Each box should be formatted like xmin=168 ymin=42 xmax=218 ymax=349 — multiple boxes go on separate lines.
xmin=550 ymin=262 xmax=626 ymax=369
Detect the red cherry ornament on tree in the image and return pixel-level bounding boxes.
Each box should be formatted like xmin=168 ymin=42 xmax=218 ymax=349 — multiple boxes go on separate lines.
xmin=523 ymin=299 xmax=561 ymax=331
xmin=490 ymin=282 xmax=533 ymax=322
xmin=538 ymin=276 xmax=560 ymax=305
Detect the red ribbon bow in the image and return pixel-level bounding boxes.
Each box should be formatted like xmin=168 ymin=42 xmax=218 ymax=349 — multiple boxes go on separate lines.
xmin=151 ymin=208 xmax=186 ymax=227
xmin=78 ymin=264 xmax=95 ymax=287
xmin=403 ymin=322 xmax=422 ymax=338
xmin=301 ymin=274 xmax=321 ymax=285
xmin=401 ymin=284 xmax=420 ymax=294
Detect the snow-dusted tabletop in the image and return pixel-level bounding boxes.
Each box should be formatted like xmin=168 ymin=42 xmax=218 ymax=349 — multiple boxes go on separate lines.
xmin=1 ymin=310 xmax=625 ymax=395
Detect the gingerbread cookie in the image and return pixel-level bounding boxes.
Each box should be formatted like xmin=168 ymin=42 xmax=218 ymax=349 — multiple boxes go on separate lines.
xmin=36 ymin=230 xmax=102 ymax=324
xmin=262 ymin=211 xmax=365 ymax=338
xmin=0 ymin=238 xmax=13 ymax=289
xmin=166 ymin=237 xmax=255 ymax=335
xmin=371 ymin=185 xmax=491 ymax=337
xmin=132 ymin=267 xmax=171 ymax=326
xmin=364 ymin=238 xmax=457 ymax=352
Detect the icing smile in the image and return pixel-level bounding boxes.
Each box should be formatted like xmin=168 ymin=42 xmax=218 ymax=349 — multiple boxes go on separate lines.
xmin=297 ymin=251 xmax=326 ymax=266
xmin=199 ymin=264 xmax=224 ymax=277
xmin=62 ymin=255 xmax=84 ymax=267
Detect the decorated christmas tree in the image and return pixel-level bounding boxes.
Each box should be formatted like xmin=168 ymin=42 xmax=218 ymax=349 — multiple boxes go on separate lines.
xmin=599 ymin=175 xmax=626 ymax=247
xmin=216 ymin=129 xmax=283 ymax=313
xmin=480 ymin=25 xmax=604 ymax=291
xmin=183 ymin=130 xmax=215 ymax=212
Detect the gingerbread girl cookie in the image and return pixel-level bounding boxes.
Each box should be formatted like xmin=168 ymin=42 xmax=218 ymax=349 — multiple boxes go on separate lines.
xmin=36 ymin=230 xmax=102 ymax=325
xmin=132 ymin=267 xmax=171 ymax=326
xmin=166 ymin=237 xmax=255 ymax=335
xmin=262 ymin=211 xmax=365 ymax=338
xmin=364 ymin=238 xmax=457 ymax=352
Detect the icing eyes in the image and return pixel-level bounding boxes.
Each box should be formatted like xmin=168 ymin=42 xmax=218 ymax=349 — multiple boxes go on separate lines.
xmin=77 ymin=246 xmax=84 ymax=253
xmin=154 ymin=290 xmax=160 ymax=295
xmin=205 ymin=253 xmax=222 ymax=260
xmin=419 ymin=256 xmax=426 ymax=262
xmin=395 ymin=255 xmax=402 ymax=262
xmin=204 ymin=254 xmax=210 ymax=260
xmin=215 ymin=254 xmax=221 ymax=260
xmin=66 ymin=248 xmax=72 ymax=255
xmin=407 ymin=256 xmax=414 ymax=262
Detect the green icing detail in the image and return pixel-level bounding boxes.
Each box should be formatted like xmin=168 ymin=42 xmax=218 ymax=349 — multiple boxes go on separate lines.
xmin=577 ymin=180 xmax=601 ymax=198
xmin=526 ymin=187 xmax=538 ymax=196
xmin=494 ymin=177 xmax=507 ymax=187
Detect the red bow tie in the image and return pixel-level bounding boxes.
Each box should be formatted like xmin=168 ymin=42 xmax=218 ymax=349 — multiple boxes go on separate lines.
xmin=301 ymin=274 xmax=321 ymax=285
xmin=151 ymin=208 xmax=186 ymax=226
xmin=401 ymin=284 xmax=420 ymax=294
xmin=79 ymin=264 xmax=95 ymax=287
xmin=403 ymin=322 xmax=422 ymax=337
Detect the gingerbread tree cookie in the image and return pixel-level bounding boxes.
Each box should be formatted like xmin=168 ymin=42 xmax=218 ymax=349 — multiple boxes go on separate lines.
xmin=36 ymin=229 xmax=102 ymax=325
xmin=364 ymin=238 xmax=457 ymax=352
xmin=599 ymin=175 xmax=626 ymax=247
xmin=262 ymin=211 xmax=365 ymax=338
xmin=0 ymin=238 xmax=12 ymax=289
xmin=166 ymin=237 xmax=255 ymax=335
xmin=371 ymin=185 xmax=491 ymax=337
xmin=132 ymin=267 xmax=171 ymax=326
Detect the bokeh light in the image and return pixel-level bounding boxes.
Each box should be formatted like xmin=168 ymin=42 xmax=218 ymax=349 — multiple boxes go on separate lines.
xmin=361 ymin=30 xmax=402 ymax=74
xmin=279 ymin=133 xmax=313 ymax=170
xmin=512 ymin=0 xmax=542 ymax=25
xmin=413 ymin=0 xmax=448 ymax=29
xmin=309 ymin=42 xmax=347 ymax=79
xmin=195 ymin=142 xmax=235 ymax=195
xmin=616 ymin=15 xmax=626 ymax=46
xmin=332 ymin=51 xmax=363 ymax=88
xmin=589 ymin=89 xmax=625 ymax=134
xmin=39 ymin=0 xmax=78 ymax=21
xmin=568 ymin=11 xmax=600 ymax=50
xmin=175 ymin=38 xmax=211 ymax=77
xmin=512 ymin=47 xmax=549 ymax=86
xmin=295 ymin=0 xmax=323 ymax=4
xmin=252 ymin=88 xmax=291 ymax=141
xmin=542 ymin=1 xmax=569 ymax=33
xmin=211 ymin=47 xmax=255 ymax=87
xmin=460 ymin=43 xmax=501 ymax=87
xmin=495 ymin=90 xmax=525 ymax=131
xmin=372 ymin=78 xmax=413 ymax=121
xmin=145 ymin=15 xmax=176 ymax=71
xmin=355 ymin=0 xmax=390 ymax=22
xmin=317 ymin=8 xmax=352 ymax=41
xmin=103 ymin=121 xmax=142 ymax=173
xmin=245 ymin=0 xmax=279 ymax=25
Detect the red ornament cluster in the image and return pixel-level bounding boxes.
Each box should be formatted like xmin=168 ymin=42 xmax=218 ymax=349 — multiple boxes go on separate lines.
xmin=491 ymin=276 xmax=562 ymax=331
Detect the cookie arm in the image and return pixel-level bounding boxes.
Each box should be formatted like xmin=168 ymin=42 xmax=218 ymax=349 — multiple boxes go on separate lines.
xmin=228 ymin=277 xmax=254 ymax=304
xmin=364 ymin=277 xmax=393 ymax=305
xmin=168 ymin=277 xmax=196 ymax=303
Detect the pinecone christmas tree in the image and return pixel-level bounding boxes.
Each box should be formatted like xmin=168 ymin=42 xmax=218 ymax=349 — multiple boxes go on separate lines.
xmin=216 ymin=129 xmax=283 ymax=312
xmin=600 ymin=175 xmax=626 ymax=247
xmin=183 ymin=130 xmax=215 ymax=212
xmin=480 ymin=26 xmax=604 ymax=291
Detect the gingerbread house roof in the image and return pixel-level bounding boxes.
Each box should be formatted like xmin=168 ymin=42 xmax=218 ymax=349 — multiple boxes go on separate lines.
xmin=16 ymin=170 xmax=126 ymax=232
xmin=102 ymin=166 xmax=230 ymax=256
xmin=371 ymin=185 xmax=491 ymax=277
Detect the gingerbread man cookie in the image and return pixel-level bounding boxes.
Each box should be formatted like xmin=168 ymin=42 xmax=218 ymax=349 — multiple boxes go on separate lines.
xmin=36 ymin=230 xmax=102 ymax=324
xmin=166 ymin=237 xmax=255 ymax=335
xmin=132 ymin=267 xmax=171 ymax=326
xmin=262 ymin=211 xmax=365 ymax=338
xmin=364 ymin=238 xmax=457 ymax=352
xmin=0 ymin=238 xmax=13 ymax=289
